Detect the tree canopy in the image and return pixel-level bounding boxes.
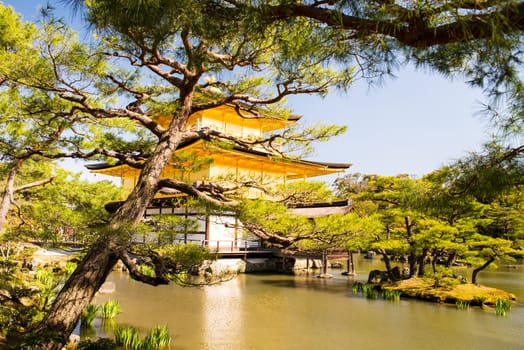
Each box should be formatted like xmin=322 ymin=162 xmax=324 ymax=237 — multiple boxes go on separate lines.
xmin=1 ymin=0 xmax=524 ymax=348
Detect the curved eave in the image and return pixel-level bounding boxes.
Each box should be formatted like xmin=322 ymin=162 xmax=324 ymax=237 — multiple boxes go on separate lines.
xmin=176 ymin=139 xmax=351 ymax=178
xmin=289 ymin=200 xmax=354 ymax=218
xmin=86 ymin=140 xmax=351 ymax=179
xmin=86 ymin=162 xmax=137 ymax=177
xmin=154 ymin=104 xmax=301 ymax=132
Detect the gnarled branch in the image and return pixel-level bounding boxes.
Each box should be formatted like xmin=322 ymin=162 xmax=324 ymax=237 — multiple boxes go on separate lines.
xmin=261 ymin=1 xmax=524 ymax=47
xmin=119 ymin=249 xmax=170 ymax=286
xmin=242 ymin=221 xmax=312 ymax=249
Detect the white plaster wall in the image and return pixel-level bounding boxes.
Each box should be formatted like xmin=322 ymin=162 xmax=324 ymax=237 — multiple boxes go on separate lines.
xmin=207 ymin=215 xmax=237 ymax=242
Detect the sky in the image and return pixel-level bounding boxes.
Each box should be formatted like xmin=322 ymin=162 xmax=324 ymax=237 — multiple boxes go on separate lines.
xmin=4 ymin=0 xmax=491 ymax=180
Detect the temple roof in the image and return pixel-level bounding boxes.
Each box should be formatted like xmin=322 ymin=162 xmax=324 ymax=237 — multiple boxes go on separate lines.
xmin=288 ymin=199 xmax=354 ymax=218
xmin=86 ymin=139 xmax=351 ymax=179
xmin=154 ymin=104 xmax=302 ymax=133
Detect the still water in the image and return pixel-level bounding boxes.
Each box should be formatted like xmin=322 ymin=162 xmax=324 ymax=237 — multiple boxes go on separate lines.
xmin=93 ymin=256 xmax=524 ymax=350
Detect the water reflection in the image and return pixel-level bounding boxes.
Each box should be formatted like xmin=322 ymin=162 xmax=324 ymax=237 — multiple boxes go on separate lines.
xmin=93 ymin=256 xmax=524 ymax=350
xmin=201 ymin=278 xmax=244 ymax=349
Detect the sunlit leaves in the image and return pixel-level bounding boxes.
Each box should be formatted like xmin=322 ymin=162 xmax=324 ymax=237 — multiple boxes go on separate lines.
xmin=276 ymin=180 xmax=336 ymax=205
xmin=335 ymin=164 xmax=523 ymax=280
xmin=239 ymin=199 xmax=312 ymax=239
xmin=11 ymin=168 xmax=121 ymax=242
xmin=156 ymin=242 xmax=214 ymax=271
xmin=0 ymin=4 xmax=36 ymax=50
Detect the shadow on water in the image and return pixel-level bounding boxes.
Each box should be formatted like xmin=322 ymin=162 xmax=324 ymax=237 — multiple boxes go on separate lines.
xmin=255 ymin=271 xmax=355 ymax=295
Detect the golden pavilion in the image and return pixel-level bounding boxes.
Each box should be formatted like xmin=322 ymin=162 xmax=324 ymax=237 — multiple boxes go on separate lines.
xmin=87 ymin=104 xmax=352 ymax=249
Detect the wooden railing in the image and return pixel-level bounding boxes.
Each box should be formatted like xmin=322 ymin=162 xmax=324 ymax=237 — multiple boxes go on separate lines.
xmin=202 ymin=239 xmax=265 ymax=253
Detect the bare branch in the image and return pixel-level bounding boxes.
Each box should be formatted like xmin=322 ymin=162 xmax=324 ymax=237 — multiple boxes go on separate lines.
xmin=12 ymin=200 xmax=28 ymax=229
xmin=192 ymin=82 xmax=329 ymax=114
xmin=14 ymin=177 xmax=54 ymax=193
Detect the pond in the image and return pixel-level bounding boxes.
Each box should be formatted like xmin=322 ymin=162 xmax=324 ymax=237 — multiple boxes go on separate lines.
xmin=91 ymin=255 xmax=524 ymax=350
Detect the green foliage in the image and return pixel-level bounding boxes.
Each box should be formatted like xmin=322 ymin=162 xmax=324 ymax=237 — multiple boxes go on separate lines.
xmin=382 ymin=290 xmax=401 ymax=302
xmin=114 ymin=327 xmax=141 ymax=349
xmin=1 ymin=0 xmax=523 ymax=345
xmin=80 ymin=304 xmax=99 ymax=327
xmin=352 ymin=282 xmax=363 ymax=294
xmin=456 ymin=300 xmax=470 ymax=310
xmin=34 ymin=268 xmax=54 ymax=288
xmin=463 ymin=235 xmax=519 ymax=278
xmin=239 ymin=199 xmax=312 ymax=237
xmin=18 ymin=173 xmax=121 ymax=243
xmin=143 ymin=325 xmax=171 ymax=349
xmin=77 ymin=337 xmax=117 ymax=350
xmin=428 ymin=142 xmax=524 ymax=205
xmin=137 ymin=264 xmax=156 ymax=278
xmin=335 ymin=169 xmax=522 ymax=284
xmin=64 ymin=261 xmax=77 ymax=276
xmin=0 ymin=243 xmax=43 ymax=336
xmin=153 ymin=214 xmax=199 ymax=245
xmin=363 ymin=284 xmax=378 ymax=299
xmin=115 ymin=325 xmax=171 ymax=350
xmin=156 ymin=243 xmax=214 ymax=272
xmin=34 ymin=267 xmax=56 ymax=310
xmin=0 ymin=245 xmax=83 ymax=339
xmin=495 ymin=298 xmax=512 ymax=317
xmin=239 ymin=197 xmax=368 ymax=252
xmin=275 ymin=181 xmax=338 ymax=206
xmin=0 ymin=3 xmax=36 ymax=49
xmin=271 ymin=123 xmax=348 ymax=159
xmin=100 ymin=300 xmax=121 ymax=320
xmin=352 ymin=282 xmax=378 ymax=299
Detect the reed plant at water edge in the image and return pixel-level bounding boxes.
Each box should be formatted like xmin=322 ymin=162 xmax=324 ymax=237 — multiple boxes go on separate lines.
xmin=352 ymin=282 xmax=378 ymax=299
xmin=495 ymin=298 xmax=512 ymax=317
xmin=115 ymin=326 xmax=141 ymax=349
xmin=80 ymin=304 xmax=99 ymax=327
xmin=115 ymin=325 xmax=172 ymax=349
xmin=351 ymin=282 xmax=363 ymax=294
xmin=455 ymin=300 xmax=470 ymax=310
xmin=100 ymin=299 xmax=121 ymax=319
xmin=362 ymin=284 xmax=377 ymax=299
xmin=382 ymin=290 xmax=401 ymax=302
xmin=144 ymin=325 xmax=171 ymax=348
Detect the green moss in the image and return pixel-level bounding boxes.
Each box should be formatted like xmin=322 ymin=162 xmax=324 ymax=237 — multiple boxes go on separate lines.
xmin=381 ymin=277 xmax=516 ymax=306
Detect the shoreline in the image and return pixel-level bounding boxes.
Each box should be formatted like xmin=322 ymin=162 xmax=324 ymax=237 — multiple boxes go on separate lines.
xmin=378 ymin=277 xmax=517 ymax=306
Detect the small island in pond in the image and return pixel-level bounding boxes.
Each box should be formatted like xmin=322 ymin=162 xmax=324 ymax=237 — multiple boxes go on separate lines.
xmin=379 ymin=277 xmax=516 ymax=306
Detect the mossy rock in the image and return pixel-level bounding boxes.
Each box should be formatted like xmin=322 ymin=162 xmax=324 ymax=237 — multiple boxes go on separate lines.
xmin=381 ymin=277 xmax=516 ymax=306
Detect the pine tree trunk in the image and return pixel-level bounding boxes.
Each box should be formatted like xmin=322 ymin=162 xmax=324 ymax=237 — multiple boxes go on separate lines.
xmin=28 ymin=170 xmax=176 ymax=348
xmin=375 ymin=248 xmax=393 ymax=275
xmin=0 ymin=160 xmax=22 ymax=233
xmin=30 ymin=237 xmax=120 ymax=349
xmin=417 ymin=248 xmax=429 ymax=277
xmin=471 ymin=256 xmax=495 ymax=285
xmin=405 ymin=216 xmax=417 ymax=278
xmin=348 ymin=250 xmax=355 ymax=275
xmin=28 ymin=113 xmax=191 ymax=349
xmin=445 ymin=250 xmax=457 ymax=268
